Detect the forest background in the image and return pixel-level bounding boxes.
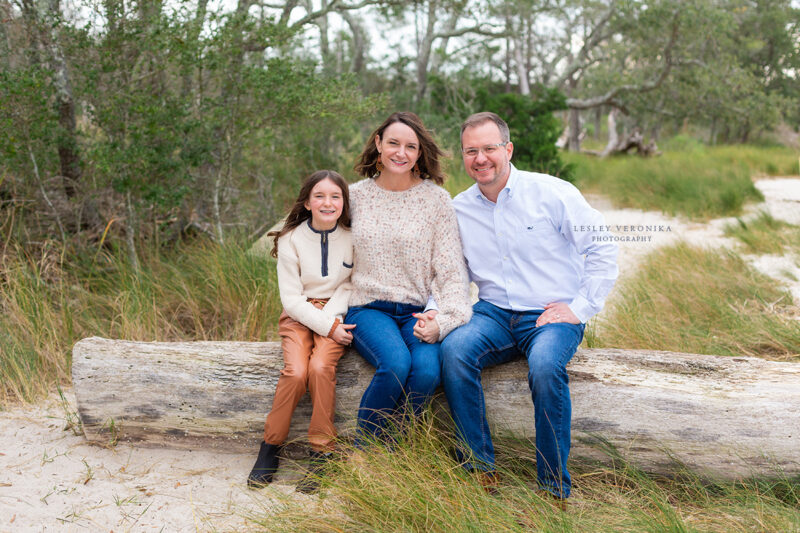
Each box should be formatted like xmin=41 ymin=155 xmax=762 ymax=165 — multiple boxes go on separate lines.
xmin=2 ymin=0 xmax=800 ymax=529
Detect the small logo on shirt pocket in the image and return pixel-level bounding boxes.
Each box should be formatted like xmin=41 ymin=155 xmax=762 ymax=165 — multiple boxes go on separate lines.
xmin=521 ymin=218 xmax=551 ymax=233
xmin=343 ymin=262 xmax=353 ymax=268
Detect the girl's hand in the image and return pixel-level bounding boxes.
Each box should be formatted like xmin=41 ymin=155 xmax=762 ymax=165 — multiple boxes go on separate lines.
xmin=332 ymin=323 xmax=356 ymax=346
xmin=412 ymin=311 xmax=440 ymax=343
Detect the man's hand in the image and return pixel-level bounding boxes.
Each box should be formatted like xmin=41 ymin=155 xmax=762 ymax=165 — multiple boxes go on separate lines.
xmin=536 ymin=302 xmax=580 ymax=327
xmin=412 ymin=310 xmax=440 ymax=343
xmin=331 ymin=323 xmax=356 ymax=345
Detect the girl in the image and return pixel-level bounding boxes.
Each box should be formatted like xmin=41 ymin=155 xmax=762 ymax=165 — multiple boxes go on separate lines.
xmin=248 ymin=170 xmax=355 ymax=494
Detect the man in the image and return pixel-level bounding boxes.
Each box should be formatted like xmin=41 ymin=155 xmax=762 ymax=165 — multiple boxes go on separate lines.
xmin=439 ymin=112 xmax=618 ymax=500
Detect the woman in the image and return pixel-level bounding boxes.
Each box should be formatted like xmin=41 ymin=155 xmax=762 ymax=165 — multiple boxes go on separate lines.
xmin=346 ymin=111 xmax=471 ymax=444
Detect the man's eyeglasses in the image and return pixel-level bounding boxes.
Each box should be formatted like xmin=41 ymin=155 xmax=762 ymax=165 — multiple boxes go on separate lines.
xmin=462 ymin=143 xmax=507 ymax=158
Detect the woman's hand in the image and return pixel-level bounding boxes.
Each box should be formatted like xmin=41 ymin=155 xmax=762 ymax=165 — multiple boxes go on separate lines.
xmin=412 ymin=310 xmax=440 ymax=343
xmin=331 ymin=323 xmax=356 ymax=345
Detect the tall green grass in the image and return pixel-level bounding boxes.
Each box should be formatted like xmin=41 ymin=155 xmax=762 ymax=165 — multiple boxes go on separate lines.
xmin=0 ymin=238 xmax=281 ymax=405
xmin=249 ymin=414 xmax=800 ymax=532
xmin=724 ymin=212 xmax=800 ymax=255
xmin=588 ymin=242 xmax=800 ymax=360
xmin=565 ymin=150 xmax=764 ymax=220
xmin=705 ymin=144 xmax=800 ymax=177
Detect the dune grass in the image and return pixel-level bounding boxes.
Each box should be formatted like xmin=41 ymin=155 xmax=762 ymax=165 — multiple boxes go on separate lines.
xmin=248 ymin=413 xmax=800 ymax=532
xmin=565 ymin=150 xmax=764 ymax=220
xmin=0 ymin=237 xmax=281 ymax=405
xmin=587 ymin=242 xmax=800 ymax=360
xmin=705 ymin=144 xmax=800 ymax=178
xmin=724 ymin=212 xmax=800 ymax=256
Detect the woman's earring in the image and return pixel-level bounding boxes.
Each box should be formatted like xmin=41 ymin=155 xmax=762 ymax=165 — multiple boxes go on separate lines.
xmin=376 ymin=155 xmax=384 ymax=172
xmin=412 ymin=162 xmax=421 ymax=178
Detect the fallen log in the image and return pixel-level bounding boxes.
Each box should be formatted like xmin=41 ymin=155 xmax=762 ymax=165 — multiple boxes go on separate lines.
xmin=72 ymin=337 xmax=800 ymax=478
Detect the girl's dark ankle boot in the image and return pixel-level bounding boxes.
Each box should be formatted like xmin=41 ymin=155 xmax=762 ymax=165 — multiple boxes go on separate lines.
xmin=247 ymin=442 xmax=281 ymax=488
xmin=295 ymin=450 xmax=333 ymax=494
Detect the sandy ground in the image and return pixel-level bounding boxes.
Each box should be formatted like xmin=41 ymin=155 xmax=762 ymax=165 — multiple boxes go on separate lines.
xmin=2 ymin=177 xmax=799 ymax=532
xmin=588 ymin=177 xmax=800 ymax=300
xmin=0 ymin=391 xmax=313 ymax=532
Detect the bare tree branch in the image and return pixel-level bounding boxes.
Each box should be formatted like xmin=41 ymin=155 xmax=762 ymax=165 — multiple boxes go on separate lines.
xmin=553 ymin=6 xmax=615 ymax=88
xmin=567 ymin=11 xmax=680 ymax=110
xmin=433 ymin=21 xmax=506 ymax=40
xmin=287 ymin=0 xmax=384 ymax=29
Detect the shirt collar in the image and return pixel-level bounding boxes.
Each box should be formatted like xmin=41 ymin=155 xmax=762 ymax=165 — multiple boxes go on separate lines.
xmin=306 ymin=219 xmax=338 ymax=235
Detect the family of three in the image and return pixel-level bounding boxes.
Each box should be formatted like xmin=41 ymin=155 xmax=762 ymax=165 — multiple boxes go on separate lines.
xmin=246 ymin=111 xmax=619 ymax=499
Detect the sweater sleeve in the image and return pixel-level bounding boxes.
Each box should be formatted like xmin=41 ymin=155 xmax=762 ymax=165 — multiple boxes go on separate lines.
xmin=323 ymin=280 xmax=352 ymax=322
xmin=277 ymin=234 xmax=339 ymax=337
xmin=430 ymin=193 xmax=472 ymax=340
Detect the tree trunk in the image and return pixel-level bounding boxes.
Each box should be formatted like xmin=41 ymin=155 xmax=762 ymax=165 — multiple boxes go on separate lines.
xmin=124 ymin=192 xmax=140 ymax=272
xmin=181 ymin=0 xmax=208 ymax=102
xmin=567 ymin=108 xmax=582 ymax=152
xmin=504 ymin=24 xmax=511 ymax=92
xmin=315 ymin=0 xmax=330 ymax=71
xmin=45 ymin=0 xmax=81 ymax=198
xmin=601 ymin=108 xmax=620 ymax=157
xmin=21 ymin=0 xmax=45 ymax=66
xmin=339 ymin=10 xmax=365 ymax=74
xmin=513 ymin=35 xmax=530 ymax=96
xmin=0 ymin=1 xmax=13 ymax=65
xmin=593 ymin=107 xmax=602 ymax=139
xmin=414 ymin=0 xmax=437 ymax=104
xmin=72 ymin=337 xmax=800 ymax=479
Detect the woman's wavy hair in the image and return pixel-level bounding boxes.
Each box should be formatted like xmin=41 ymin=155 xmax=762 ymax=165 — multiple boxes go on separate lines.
xmin=354 ymin=111 xmax=446 ymax=185
xmin=267 ymin=170 xmax=351 ymax=258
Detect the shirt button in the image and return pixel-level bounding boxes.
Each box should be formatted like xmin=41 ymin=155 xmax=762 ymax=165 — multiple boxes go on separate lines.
xmin=504 ymin=256 xmax=509 ymax=260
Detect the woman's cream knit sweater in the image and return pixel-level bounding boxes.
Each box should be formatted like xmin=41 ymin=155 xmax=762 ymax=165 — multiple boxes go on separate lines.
xmin=348 ymin=178 xmax=471 ymax=340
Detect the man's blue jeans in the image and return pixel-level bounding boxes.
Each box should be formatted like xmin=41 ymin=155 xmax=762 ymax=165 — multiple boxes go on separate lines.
xmin=346 ymin=301 xmax=441 ymax=443
xmin=441 ymin=299 xmax=584 ymax=498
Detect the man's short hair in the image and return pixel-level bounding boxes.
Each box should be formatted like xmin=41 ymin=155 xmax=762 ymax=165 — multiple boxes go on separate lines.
xmin=460 ymin=112 xmax=510 ymax=145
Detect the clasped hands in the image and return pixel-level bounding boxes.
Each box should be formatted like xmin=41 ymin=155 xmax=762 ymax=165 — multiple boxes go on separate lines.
xmin=412 ymin=310 xmax=440 ymax=343
xmin=331 ymin=323 xmax=356 ymax=345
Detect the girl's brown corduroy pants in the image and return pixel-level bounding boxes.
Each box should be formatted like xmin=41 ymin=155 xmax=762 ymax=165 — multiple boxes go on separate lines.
xmin=263 ymin=302 xmax=345 ymax=452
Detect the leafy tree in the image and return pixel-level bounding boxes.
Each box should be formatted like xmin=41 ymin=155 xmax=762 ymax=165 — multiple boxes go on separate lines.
xmin=0 ymin=67 xmax=66 ymax=239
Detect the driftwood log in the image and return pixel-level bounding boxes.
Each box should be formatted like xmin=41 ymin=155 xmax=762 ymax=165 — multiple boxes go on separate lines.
xmin=72 ymin=337 xmax=800 ymax=478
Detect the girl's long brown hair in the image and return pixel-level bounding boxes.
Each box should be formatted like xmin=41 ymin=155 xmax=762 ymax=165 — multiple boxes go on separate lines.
xmin=267 ymin=170 xmax=351 ymax=258
xmin=354 ymin=111 xmax=446 ymax=185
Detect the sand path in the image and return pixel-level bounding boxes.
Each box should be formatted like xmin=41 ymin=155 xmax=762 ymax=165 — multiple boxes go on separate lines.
xmin=2 ymin=177 xmax=799 ymax=532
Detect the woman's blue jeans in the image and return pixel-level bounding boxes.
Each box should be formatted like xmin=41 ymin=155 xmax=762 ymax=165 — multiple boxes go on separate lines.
xmin=441 ymin=299 xmax=584 ymax=499
xmin=346 ymin=301 xmax=442 ymax=443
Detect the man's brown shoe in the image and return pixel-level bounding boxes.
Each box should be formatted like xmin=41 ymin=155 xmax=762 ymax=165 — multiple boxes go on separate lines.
xmin=540 ymin=490 xmax=568 ymax=511
xmin=475 ymin=471 xmax=501 ymax=495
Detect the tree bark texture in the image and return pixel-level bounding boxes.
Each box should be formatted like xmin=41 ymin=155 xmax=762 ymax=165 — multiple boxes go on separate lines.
xmin=72 ymin=337 xmax=800 ymax=478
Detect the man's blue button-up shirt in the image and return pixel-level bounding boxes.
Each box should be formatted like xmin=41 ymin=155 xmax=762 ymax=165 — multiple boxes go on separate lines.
xmin=452 ymin=164 xmax=619 ymax=323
